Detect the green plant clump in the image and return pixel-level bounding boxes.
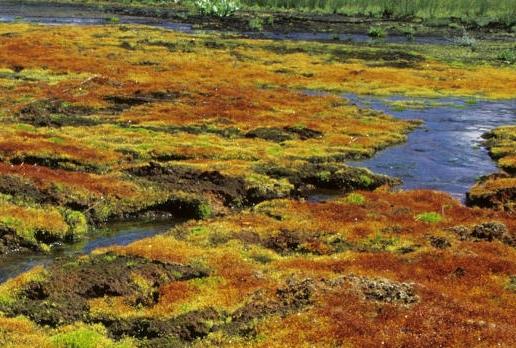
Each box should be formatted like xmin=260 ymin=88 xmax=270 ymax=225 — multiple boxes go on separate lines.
xmin=193 ymin=0 xmax=240 ymax=17
xmin=248 ymin=17 xmax=264 ymax=31
xmin=368 ymin=26 xmax=387 ymax=38
xmin=415 ymin=212 xmax=443 ymax=224
xmin=497 ymin=49 xmax=516 ymax=65
xmin=345 ymin=192 xmax=366 ymax=205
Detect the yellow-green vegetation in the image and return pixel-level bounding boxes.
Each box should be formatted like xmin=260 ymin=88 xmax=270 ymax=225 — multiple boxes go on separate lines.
xmin=0 ymin=190 xmax=514 ymax=346
xmin=0 ymin=194 xmax=87 ymax=253
xmin=484 ymin=125 xmax=516 ymax=173
xmin=467 ymin=125 xmax=516 ymax=212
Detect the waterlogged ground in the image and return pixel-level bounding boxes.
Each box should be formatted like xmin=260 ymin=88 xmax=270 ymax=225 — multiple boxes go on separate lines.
xmin=0 ymin=16 xmax=514 ymax=348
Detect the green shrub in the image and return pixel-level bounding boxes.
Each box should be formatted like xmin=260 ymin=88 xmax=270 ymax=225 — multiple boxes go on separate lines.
xmin=453 ymin=32 xmax=477 ymax=47
xmin=415 ymin=212 xmax=443 ymax=224
xmin=316 ymin=170 xmax=332 ymax=183
xmin=63 ymin=210 xmax=88 ymax=240
xmin=358 ymin=174 xmax=373 ymax=187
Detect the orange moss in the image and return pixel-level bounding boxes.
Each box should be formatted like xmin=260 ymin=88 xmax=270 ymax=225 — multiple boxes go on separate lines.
xmin=103 ymin=236 xmax=205 ymax=264
xmin=0 ymin=163 xmax=136 ymax=198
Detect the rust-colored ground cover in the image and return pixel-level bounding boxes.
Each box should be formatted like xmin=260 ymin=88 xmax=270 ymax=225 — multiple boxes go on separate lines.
xmin=0 ymin=190 xmax=514 ymax=347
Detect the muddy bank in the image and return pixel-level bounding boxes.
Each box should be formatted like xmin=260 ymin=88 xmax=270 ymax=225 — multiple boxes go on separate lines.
xmin=0 ymin=158 xmax=399 ymax=257
xmin=466 ymin=126 xmax=516 ymax=212
xmin=0 ymin=221 xmax=174 ymax=283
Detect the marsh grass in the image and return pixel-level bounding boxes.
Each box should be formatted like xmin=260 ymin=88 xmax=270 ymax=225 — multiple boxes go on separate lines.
xmin=240 ymin=0 xmax=515 ymax=24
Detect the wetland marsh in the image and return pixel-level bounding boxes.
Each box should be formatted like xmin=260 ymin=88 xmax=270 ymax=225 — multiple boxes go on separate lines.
xmin=0 ymin=1 xmax=514 ymax=347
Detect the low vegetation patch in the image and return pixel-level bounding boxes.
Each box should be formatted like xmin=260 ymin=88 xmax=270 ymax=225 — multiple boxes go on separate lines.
xmin=0 ymin=190 xmax=514 ymax=346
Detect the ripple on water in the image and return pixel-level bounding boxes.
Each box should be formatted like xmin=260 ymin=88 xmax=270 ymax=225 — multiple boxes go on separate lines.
xmin=346 ymin=95 xmax=516 ymax=200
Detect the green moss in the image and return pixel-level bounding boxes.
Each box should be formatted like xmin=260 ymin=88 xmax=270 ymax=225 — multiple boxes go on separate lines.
xmin=191 ymin=226 xmax=209 ymax=236
xmin=51 ymin=324 xmax=134 ymax=348
xmin=63 ymin=210 xmax=88 ymax=240
xmin=316 ymin=170 xmax=332 ymax=183
xmin=507 ymin=276 xmax=516 ymax=293
xmin=358 ymin=174 xmax=374 ymax=187
xmin=196 ymin=202 xmax=213 ymax=219
xmin=249 ymin=17 xmax=264 ymax=31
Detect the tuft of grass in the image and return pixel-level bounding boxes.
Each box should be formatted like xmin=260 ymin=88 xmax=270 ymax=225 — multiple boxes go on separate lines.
xmin=196 ymin=202 xmax=213 ymax=219
xmin=345 ymin=192 xmax=366 ymax=205
xmin=453 ymin=32 xmax=477 ymax=47
xmin=415 ymin=212 xmax=443 ymax=224
xmin=248 ymin=17 xmax=264 ymax=31
xmin=368 ymin=26 xmax=387 ymax=38
xmin=497 ymin=49 xmax=516 ymax=65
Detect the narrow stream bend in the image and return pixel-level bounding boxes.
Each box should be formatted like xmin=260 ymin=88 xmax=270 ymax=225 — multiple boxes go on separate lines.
xmin=347 ymin=95 xmax=516 ymax=199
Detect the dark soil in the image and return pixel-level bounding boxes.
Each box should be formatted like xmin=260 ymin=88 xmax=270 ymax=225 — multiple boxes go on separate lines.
xmin=0 ymin=227 xmax=37 ymax=255
xmin=99 ymin=308 xmax=221 ymax=342
xmin=104 ymin=90 xmax=181 ymax=112
xmin=344 ymin=274 xmax=419 ymax=305
xmin=17 ymin=99 xmax=99 ymax=127
xmin=449 ymin=221 xmax=515 ymax=246
xmin=128 ymin=162 xmax=252 ymax=209
xmin=245 ymin=126 xmax=323 ymax=143
xmin=429 ymin=236 xmax=451 ymax=249
xmin=1 ymin=253 xmax=210 ymax=326
xmin=257 ymin=162 xmax=400 ymax=194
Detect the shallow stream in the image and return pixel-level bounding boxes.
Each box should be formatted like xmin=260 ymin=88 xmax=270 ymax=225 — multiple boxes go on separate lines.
xmin=346 ymin=95 xmax=515 ymax=200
